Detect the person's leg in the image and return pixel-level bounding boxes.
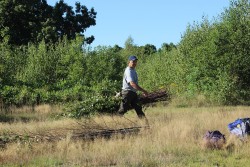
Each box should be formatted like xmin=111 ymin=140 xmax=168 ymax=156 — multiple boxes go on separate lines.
xmin=130 ymin=92 xmax=145 ymax=118
xmin=118 ymin=90 xmax=130 ymax=116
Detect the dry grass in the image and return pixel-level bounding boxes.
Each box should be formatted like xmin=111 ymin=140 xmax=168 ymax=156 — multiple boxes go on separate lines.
xmin=0 ymin=104 xmax=62 ymax=124
xmin=1 ymin=105 xmax=250 ymax=166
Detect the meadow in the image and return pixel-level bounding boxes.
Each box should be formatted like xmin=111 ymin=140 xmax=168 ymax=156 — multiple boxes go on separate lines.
xmin=0 ymin=1 xmax=249 ymax=166
xmin=0 ymin=104 xmax=250 ymax=167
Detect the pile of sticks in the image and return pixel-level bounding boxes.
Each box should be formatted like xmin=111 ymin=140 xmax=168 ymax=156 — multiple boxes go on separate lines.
xmin=0 ymin=117 xmax=148 ymax=147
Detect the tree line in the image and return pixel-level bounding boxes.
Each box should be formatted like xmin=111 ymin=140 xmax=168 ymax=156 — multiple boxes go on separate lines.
xmin=0 ymin=0 xmax=249 ymax=118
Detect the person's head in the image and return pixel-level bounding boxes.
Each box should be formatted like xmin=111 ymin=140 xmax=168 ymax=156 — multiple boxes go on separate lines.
xmin=128 ymin=55 xmax=138 ymax=68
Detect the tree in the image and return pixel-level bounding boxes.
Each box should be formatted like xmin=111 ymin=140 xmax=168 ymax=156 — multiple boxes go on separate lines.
xmin=178 ymin=0 xmax=250 ymax=104
xmin=215 ymin=0 xmax=250 ymax=94
xmin=111 ymin=44 xmax=123 ymax=52
xmin=124 ymin=36 xmax=135 ymax=49
xmin=160 ymin=42 xmax=176 ymax=52
xmin=0 ymin=0 xmax=97 ymax=45
xmin=52 ymin=0 xmax=96 ymax=44
xmin=0 ymin=0 xmax=48 ymax=45
xmin=142 ymin=44 xmax=157 ymax=55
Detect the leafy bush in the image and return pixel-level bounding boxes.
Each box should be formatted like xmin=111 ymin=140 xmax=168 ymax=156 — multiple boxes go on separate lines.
xmin=178 ymin=0 xmax=250 ymax=104
xmin=63 ymin=94 xmax=120 ymax=118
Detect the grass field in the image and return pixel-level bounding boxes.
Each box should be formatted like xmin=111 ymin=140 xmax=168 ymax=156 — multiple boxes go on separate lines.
xmin=0 ymin=104 xmax=250 ymax=166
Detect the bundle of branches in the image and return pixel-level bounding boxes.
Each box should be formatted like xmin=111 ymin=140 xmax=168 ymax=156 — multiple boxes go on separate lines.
xmin=114 ymin=89 xmax=168 ymax=112
xmin=139 ymin=89 xmax=168 ymax=105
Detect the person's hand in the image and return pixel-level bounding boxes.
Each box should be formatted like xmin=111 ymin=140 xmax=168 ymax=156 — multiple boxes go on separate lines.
xmin=142 ymin=90 xmax=149 ymax=97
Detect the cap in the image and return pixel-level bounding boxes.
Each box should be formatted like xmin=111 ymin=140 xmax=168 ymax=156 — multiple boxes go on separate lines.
xmin=128 ymin=55 xmax=138 ymax=61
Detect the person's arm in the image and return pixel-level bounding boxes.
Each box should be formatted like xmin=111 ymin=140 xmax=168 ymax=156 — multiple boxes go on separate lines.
xmin=129 ymin=81 xmax=148 ymax=96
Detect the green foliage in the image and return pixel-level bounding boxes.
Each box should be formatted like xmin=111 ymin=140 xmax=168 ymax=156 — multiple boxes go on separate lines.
xmin=215 ymin=0 xmax=250 ymax=103
xmin=83 ymin=46 xmax=125 ymax=86
xmin=1 ymin=85 xmax=19 ymax=106
xmin=0 ymin=0 xmax=96 ymax=45
xmin=178 ymin=17 xmax=228 ymax=102
xmin=53 ymin=0 xmax=96 ymax=43
xmin=137 ymin=48 xmax=186 ymax=95
xmin=159 ymin=42 xmax=176 ymax=52
xmin=18 ymin=41 xmax=56 ymax=87
xmin=62 ymin=79 xmax=122 ymax=118
xmin=177 ymin=0 xmax=250 ymax=104
xmin=142 ymin=44 xmax=157 ymax=55
xmin=63 ymin=94 xmax=120 ymax=118
xmin=0 ymin=36 xmax=125 ymax=116
xmin=1 ymin=0 xmax=250 ymax=117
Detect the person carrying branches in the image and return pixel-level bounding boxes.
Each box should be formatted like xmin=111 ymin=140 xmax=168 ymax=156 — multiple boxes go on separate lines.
xmin=117 ymin=55 xmax=148 ymax=119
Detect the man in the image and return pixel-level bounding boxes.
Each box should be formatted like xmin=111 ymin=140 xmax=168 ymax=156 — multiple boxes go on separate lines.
xmin=118 ymin=55 xmax=148 ymax=118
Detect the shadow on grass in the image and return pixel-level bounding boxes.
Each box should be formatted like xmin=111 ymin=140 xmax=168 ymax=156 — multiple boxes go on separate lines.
xmin=0 ymin=114 xmax=34 ymax=123
xmin=0 ymin=114 xmax=14 ymax=122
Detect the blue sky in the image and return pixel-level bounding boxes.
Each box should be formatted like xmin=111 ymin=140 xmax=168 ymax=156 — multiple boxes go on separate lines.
xmin=47 ymin=0 xmax=230 ymax=49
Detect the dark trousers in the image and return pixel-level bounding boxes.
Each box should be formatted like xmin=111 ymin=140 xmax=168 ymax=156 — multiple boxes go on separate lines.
xmin=118 ymin=90 xmax=145 ymax=118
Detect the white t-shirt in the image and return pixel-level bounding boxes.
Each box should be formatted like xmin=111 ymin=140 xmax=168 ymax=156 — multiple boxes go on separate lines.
xmin=122 ymin=67 xmax=138 ymax=92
